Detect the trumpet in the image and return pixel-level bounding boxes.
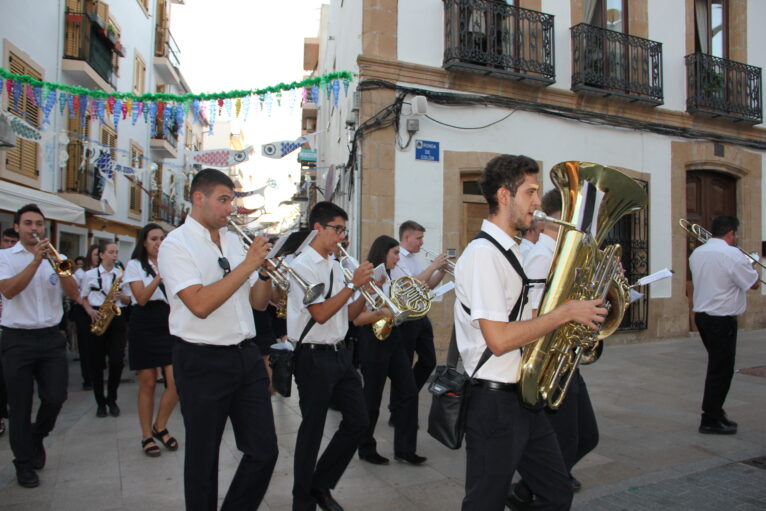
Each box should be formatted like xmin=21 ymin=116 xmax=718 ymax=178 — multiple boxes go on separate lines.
xmin=336 ymin=243 xmax=411 ymax=340
xmin=422 ymin=249 xmax=455 ymax=277
xmin=678 ymin=218 xmax=766 ymax=284
xmin=227 ymin=220 xmax=325 ymax=304
xmin=32 ymin=233 xmax=73 ymax=277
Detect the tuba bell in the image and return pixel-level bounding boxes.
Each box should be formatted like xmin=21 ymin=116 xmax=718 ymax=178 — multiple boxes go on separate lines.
xmin=519 ymin=162 xmax=647 ymax=409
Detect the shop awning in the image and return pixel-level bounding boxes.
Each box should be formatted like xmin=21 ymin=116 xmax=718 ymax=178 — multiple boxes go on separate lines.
xmin=0 ymin=180 xmax=86 ymax=224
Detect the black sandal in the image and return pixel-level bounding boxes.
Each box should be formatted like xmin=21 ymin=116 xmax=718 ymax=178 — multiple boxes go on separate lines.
xmin=152 ymin=425 xmax=179 ymax=451
xmin=142 ymin=437 xmax=161 ymax=457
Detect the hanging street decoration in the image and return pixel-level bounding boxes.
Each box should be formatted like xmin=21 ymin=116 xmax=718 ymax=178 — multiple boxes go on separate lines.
xmin=0 ymin=67 xmax=353 ymax=138
xmin=191 ymin=146 xmax=253 ymax=168
xmin=0 ymin=111 xmax=41 ymax=141
xmin=261 ymin=132 xmax=319 ymax=159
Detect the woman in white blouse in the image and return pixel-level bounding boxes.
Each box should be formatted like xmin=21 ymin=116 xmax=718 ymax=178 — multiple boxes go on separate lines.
xmin=124 ymin=223 xmax=179 ymax=457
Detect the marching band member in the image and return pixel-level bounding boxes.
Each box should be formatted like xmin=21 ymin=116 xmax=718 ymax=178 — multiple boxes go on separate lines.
xmin=71 ymin=245 xmax=100 ymax=391
xmin=508 ymin=190 xmax=600 ymax=509
xmin=124 ymin=223 xmax=179 ymax=457
xmin=288 ymin=201 xmax=372 ymax=511
xmin=158 ymin=168 xmax=277 ymax=511
xmin=689 ymin=215 xmax=758 ymax=435
xmin=0 ymin=204 xmax=80 ymax=488
xmin=81 ymin=240 xmax=131 ymax=418
xmin=518 ymin=217 xmax=544 ymax=259
xmin=389 ymin=221 xmax=449 ymax=425
xmin=0 ymin=228 xmax=19 ymax=438
xmin=355 ymin=235 xmax=424 ymax=467
xmin=454 ymin=155 xmax=605 ymax=510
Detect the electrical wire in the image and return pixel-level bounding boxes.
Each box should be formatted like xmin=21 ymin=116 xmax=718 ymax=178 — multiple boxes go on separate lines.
xmin=424 ymin=110 xmax=515 ymax=130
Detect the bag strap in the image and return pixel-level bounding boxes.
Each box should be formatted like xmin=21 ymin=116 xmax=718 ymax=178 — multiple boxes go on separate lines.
xmin=144 ymin=262 xmax=168 ymax=300
xmin=451 ymin=230 xmax=531 ymax=377
xmin=295 ymin=268 xmax=334 ymax=349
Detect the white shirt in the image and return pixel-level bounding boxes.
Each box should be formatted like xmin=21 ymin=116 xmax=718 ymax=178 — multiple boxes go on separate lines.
xmin=519 ymin=238 xmax=535 ymax=259
xmin=73 ymin=267 xmax=86 ymax=289
xmin=158 ymin=215 xmax=258 ymax=345
xmin=524 ymin=233 xmax=556 ymax=310
xmin=124 ymin=259 xmax=167 ymax=304
xmin=391 ymin=246 xmax=425 ymax=279
xmin=287 ymin=245 xmax=350 ymax=344
xmin=0 ymin=243 xmax=67 ymax=329
xmin=689 ymin=238 xmax=758 ymax=316
xmin=454 ymin=219 xmax=530 ymax=384
xmin=81 ymin=264 xmax=131 ymax=308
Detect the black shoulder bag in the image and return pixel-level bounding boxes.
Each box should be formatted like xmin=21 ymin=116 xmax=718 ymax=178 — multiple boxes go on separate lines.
xmin=270 ymin=269 xmax=333 ymax=397
xmin=427 ymin=232 xmax=529 ymax=449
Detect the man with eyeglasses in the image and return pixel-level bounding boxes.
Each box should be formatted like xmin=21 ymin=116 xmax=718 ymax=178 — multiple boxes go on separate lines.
xmin=288 ymin=201 xmax=374 ymax=511
xmin=158 ymin=168 xmax=278 ymax=511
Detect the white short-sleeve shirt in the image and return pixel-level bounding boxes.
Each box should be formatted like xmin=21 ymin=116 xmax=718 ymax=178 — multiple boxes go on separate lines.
xmin=287 ymin=245 xmax=349 ymax=344
xmin=523 ymin=233 xmax=556 ymax=310
xmin=0 ymin=243 xmax=67 ymax=329
xmin=80 ymin=265 xmax=131 ymax=308
xmin=689 ymin=238 xmax=758 ymax=316
xmin=519 ymin=238 xmax=535 ymax=260
xmin=454 ymin=220 xmax=530 ymax=384
xmin=124 ymin=259 xmax=167 ymax=304
xmin=391 ymin=246 xmax=425 ymax=280
xmin=158 ymin=215 xmax=257 ymax=345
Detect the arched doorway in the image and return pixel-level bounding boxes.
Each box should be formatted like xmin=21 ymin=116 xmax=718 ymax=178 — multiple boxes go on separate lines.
xmin=685 ymin=170 xmax=737 ymax=330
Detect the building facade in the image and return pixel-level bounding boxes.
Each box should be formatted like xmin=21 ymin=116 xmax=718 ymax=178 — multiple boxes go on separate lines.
xmin=307 ymin=0 xmax=766 ymax=349
xmin=0 ymin=0 xmax=198 ymax=261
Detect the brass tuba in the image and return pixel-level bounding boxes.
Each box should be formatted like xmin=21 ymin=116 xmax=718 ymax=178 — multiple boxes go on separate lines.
xmin=519 ymin=162 xmax=647 ymax=409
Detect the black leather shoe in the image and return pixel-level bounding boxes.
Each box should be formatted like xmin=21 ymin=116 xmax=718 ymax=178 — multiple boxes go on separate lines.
xmin=107 ymin=402 xmax=120 ymax=417
xmin=96 ymin=405 xmax=107 ymax=418
xmin=31 ymin=438 xmax=46 ymax=470
xmin=359 ymin=452 xmax=390 ymax=465
xmin=571 ymin=476 xmax=582 ymax=492
xmin=720 ymin=415 xmax=738 ymax=428
xmin=16 ymin=466 xmax=39 ymax=488
xmin=699 ymin=419 xmax=737 ymax=435
xmin=310 ymin=487 xmax=344 ymax=511
xmin=394 ymin=452 xmax=427 ymax=465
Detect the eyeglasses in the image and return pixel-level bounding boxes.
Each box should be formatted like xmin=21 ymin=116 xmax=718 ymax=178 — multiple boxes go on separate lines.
xmin=218 ymin=257 xmax=231 ymax=276
xmin=323 ymin=223 xmax=348 ymax=236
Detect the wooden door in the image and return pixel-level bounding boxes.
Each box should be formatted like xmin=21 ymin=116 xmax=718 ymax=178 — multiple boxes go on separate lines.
xmin=685 ymin=170 xmax=737 ymax=329
xmin=460 ymin=173 xmax=486 ymax=253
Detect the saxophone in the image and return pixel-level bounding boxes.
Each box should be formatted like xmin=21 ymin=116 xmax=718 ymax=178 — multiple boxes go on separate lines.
xmin=90 ymin=268 xmax=124 ymax=336
xmin=518 ymin=161 xmax=647 ymax=409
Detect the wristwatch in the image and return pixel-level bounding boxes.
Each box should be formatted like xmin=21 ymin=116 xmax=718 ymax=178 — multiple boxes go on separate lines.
xmin=346 ymin=282 xmax=356 ymax=291
xmin=258 ymin=271 xmax=271 ymax=281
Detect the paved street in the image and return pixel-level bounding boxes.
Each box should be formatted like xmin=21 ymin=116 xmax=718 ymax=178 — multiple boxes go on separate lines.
xmin=1 ymin=329 xmax=765 ymax=510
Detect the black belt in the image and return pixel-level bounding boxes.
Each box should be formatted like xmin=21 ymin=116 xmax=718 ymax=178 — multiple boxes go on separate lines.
xmin=301 ymin=340 xmax=346 ymax=352
xmin=178 ymin=338 xmax=254 ymax=350
xmin=473 ymin=379 xmax=518 ymax=392
xmin=1 ymin=326 xmax=59 ymax=335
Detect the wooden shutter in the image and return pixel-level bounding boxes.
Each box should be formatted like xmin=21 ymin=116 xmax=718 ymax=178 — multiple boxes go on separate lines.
xmin=65 ymin=114 xmax=90 ymax=192
xmin=5 ymin=52 xmax=41 ymax=178
xmin=129 ymin=144 xmax=143 ymax=212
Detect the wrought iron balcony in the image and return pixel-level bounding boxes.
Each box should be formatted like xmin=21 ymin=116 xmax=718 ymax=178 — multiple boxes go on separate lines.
xmin=686 ymin=52 xmax=762 ymax=125
xmin=150 ymin=190 xmax=181 ymax=226
xmin=571 ymin=23 xmax=663 ymax=105
xmin=443 ymin=0 xmax=555 ymax=85
xmin=63 ymin=11 xmax=119 ymax=89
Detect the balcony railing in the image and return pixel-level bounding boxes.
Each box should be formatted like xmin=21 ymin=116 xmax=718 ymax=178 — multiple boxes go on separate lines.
xmin=571 ymin=23 xmax=663 ymax=105
xmin=443 ymin=0 xmax=555 ymax=85
xmin=152 ymin=127 xmax=179 ymax=148
xmin=64 ymin=144 xmax=102 ymax=200
xmin=155 ymin=27 xmax=181 ymax=69
xmin=150 ymin=191 xmax=180 ymax=226
xmin=686 ymin=52 xmax=762 ymax=125
xmin=64 ymin=11 xmax=118 ymax=88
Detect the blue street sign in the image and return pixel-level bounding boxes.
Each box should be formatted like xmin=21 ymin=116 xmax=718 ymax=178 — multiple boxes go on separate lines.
xmin=415 ymin=140 xmax=439 ymax=162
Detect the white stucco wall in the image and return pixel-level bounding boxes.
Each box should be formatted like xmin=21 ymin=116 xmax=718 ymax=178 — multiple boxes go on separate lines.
xmin=397 ymin=0 xmax=444 ymax=68
xmin=394 ymin=91 xmax=674 ymax=297
xmin=648 ymin=0 xmax=687 ymax=111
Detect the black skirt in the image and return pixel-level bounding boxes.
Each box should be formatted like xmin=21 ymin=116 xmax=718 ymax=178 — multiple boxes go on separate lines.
xmin=128 ymin=300 xmax=175 ymax=370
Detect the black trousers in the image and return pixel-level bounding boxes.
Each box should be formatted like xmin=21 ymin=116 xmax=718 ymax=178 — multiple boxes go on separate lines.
xmin=547 ymin=370 xmax=599 ymax=470
xmin=400 ymin=316 xmax=436 ymax=390
xmin=0 ymin=350 xmax=7 ymax=419
xmin=70 ymin=304 xmax=92 ymax=386
xmin=358 ymin=326 xmax=418 ymax=456
xmin=173 ymin=340 xmax=277 ymax=511
xmin=85 ymin=314 xmax=127 ymax=406
xmin=695 ymin=312 xmax=738 ymax=421
xmin=293 ymin=345 xmax=368 ymax=511
xmin=1 ymin=326 xmax=68 ymax=469
xmin=463 ymin=386 xmax=572 ymax=511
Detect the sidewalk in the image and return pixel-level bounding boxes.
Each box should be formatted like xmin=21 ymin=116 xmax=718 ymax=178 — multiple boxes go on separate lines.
xmin=1 ymin=329 xmax=765 ymax=510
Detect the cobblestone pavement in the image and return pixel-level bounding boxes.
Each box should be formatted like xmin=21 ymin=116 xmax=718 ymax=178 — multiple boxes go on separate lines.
xmin=1 ymin=329 xmax=765 ymax=510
